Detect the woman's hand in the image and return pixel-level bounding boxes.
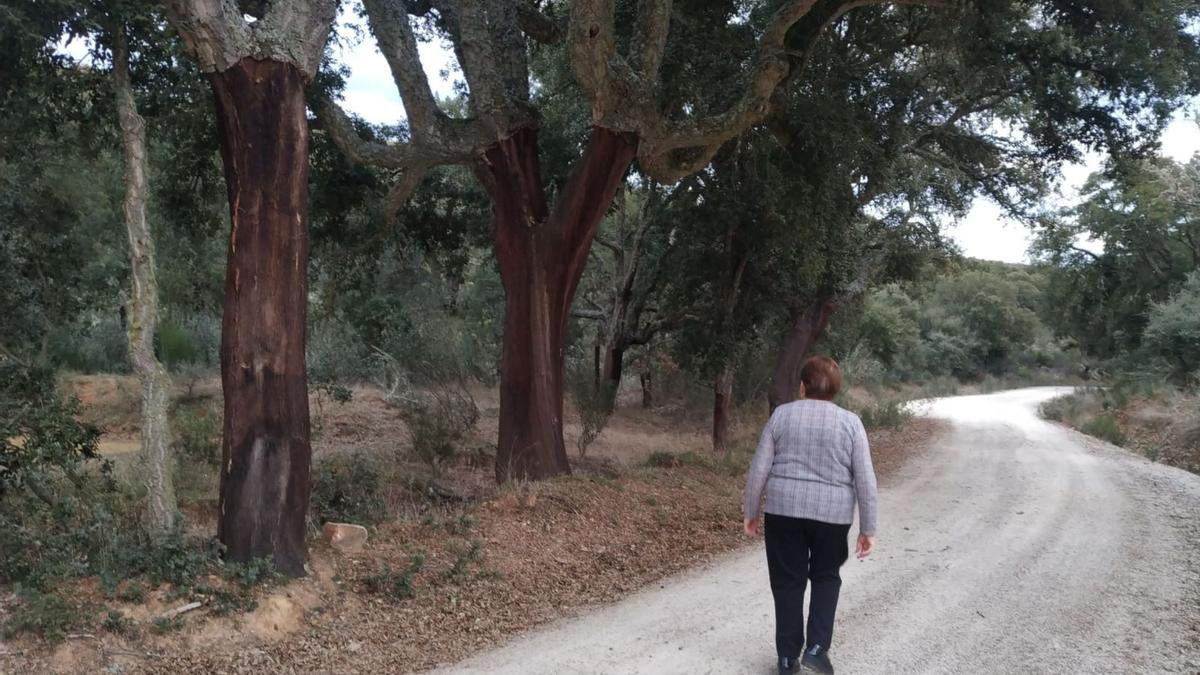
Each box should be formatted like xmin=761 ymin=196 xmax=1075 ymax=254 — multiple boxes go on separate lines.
xmin=743 ymin=518 xmax=760 ymax=536
xmin=856 ymin=533 xmax=875 ymax=558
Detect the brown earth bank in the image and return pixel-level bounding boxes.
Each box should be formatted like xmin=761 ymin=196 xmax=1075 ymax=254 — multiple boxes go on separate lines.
xmin=1 ymin=375 xmax=944 ymax=674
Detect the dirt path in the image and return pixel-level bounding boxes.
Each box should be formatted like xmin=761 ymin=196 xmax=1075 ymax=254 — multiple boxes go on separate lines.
xmin=432 ymin=388 xmax=1200 ymax=675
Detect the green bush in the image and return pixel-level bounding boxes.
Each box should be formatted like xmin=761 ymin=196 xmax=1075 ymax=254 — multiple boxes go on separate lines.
xmin=173 ymin=403 xmax=221 ymax=466
xmin=48 ymin=315 xmax=129 ymax=374
xmin=310 ymin=451 xmax=388 ymax=526
xmin=308 ymin=316 xmax=373 ymax=384
xmin=857 ymin=400 xmax=913 ymax=429
xmin=362 ymin=554 xmax=425 ymax=600
xmin=1081 ymin=412 xmax=1126 ymax=446
xmin=445 ymin=540 xmax=485 ymax=582
xmin=2 ymin=588 xmax=78 ymax=643
xmin=101 ymin=608 xmax=131 ymax=634
xmin=151 ymin=615 xmax=185 ymax=634
xmin=840 ymin=395 xmax=913 ymax=430
xmin=1144 ymin=271 xmax=1200 ymax=384
xmin=565 ymin=354 xmax=614 ymax=457
xmin=645 ymin=451 xmax=681 ymax=468
xmin=158 ymin=320 xmax=199 ymax=370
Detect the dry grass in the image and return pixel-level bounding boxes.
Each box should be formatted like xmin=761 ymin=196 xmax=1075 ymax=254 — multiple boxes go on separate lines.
xmin=5 ymin=377 xmax=944 ymax=674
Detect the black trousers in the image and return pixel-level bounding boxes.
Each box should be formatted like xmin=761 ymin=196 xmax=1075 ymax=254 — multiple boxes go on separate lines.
xmin=764 ymin=513 xmax=851 ymax=659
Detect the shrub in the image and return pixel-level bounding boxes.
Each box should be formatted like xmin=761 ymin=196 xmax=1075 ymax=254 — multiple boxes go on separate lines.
xmin=159 ymin=320 xmax=199 ymax=370
xmin=840 ymin=395 xmax=913 ymax=430
xmin=102 ymin=609 xmax=131 ymax=634
xmin=173 ymin=403 xmax=221 ymax=466
xmin=1144 ymin=271 xmax=1200 ymax=384
xmin=308 ymin=316 xmax=372 ymax=384
xmin=310 ymin=451 xmax=388 ymax=526
xmin=47 ymin=314 xmax=129 ymax=374
xmin=2 ymin=588 xmax=78 ymax=643
xmin=645 ymin=451 xmax=681 ymax=468
xmin=375 ymin=348 xmax=479 ymax=472
xmin=565 ymin=355 xmax=614 ymax=457
xmin=445 ymin=540 xmax=485 ymax=582
xmin=1082 ymin=412 xmax=1126 ymax=446
xmin=362 ymin=554 xmax=425 ymax=600
xmin=151 ymin=615 xmax=184 ymax=634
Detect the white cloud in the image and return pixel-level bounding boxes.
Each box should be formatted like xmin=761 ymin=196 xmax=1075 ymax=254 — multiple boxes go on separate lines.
xmin=333 ymin=3 xmax=461 ymax=126
xmin=952 ymin=102 xmax=1200 ymax=264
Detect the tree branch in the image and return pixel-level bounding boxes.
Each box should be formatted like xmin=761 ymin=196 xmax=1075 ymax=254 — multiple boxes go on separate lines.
xmin=163 ymin=0 xmax=253 ymax=73
xmin=453 ymin=0 xmax=510 ymax=124
xmin=632 ymin=0 xmax=672 ymax=86
xmin=637 ymin=0 xmax=953 ymax=183
xmin=362 ymin=0 xmax=443 ymax=135
xmin=569 ymin=0 xmax=619 ymax=122
xmin=593 ymin=234 xmax=622 ymax=255
xmin=636 ymin=0 xmax=820 ymax=182
xmin=484 ymin=0 xmax=532 ymax=103
xmin=316 ymin=96 xmax=430 ymax=169
xmin=517 ymin=3 xmax=562 ymax=44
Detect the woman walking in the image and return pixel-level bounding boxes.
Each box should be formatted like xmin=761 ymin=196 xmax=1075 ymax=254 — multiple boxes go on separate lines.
xmin=743 ymin=356 xmax=878 ymax=675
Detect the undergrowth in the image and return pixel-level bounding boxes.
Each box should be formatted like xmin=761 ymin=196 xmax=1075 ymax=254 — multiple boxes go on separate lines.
xmin=0 ymin=358 xmax=280 ymax=643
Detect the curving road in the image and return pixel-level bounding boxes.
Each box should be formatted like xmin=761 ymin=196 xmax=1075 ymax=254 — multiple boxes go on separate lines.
xmin=434 ymin=388 xmax=1200 ymax=675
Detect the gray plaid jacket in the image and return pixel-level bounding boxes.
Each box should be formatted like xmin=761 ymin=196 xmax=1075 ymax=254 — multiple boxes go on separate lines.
xmin=743 ymin=399 xmax=878 ymax=535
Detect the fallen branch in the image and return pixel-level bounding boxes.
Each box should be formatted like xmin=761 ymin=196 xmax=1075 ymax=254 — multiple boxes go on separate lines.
xmin=158 ymin=601 xmax=203 ymax=621
xmin=102 ymin=648 xmax=164 ymax=659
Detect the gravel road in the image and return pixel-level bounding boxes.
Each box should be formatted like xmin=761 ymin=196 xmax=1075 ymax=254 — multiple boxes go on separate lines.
xmin=433 ymin=388 xmax=1200 ymax=675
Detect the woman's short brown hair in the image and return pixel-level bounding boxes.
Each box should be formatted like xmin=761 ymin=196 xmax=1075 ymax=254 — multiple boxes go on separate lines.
xmin=800 ymin=355 xmax=843 ymax=401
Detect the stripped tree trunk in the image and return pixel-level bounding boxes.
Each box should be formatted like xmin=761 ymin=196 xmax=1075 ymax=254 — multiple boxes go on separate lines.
xmin=481 ymin=127 xmax=636 ymax=482
xmin=114 ymin=28 xmax=176 ymax=535
xmin=711 ymin=243 xmax=747 ymax=455
xmin=767 ymin=300 xmax=837 ymax=411
xmin=712 ymin=366 xmax=734 ymax=457
xmin=209 ymin=59 xmax=312 ymax=576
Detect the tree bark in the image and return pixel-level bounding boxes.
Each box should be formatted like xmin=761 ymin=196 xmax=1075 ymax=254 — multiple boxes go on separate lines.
xmin=601 ymin=342 xmax=625 ymax=386
xmin=209 ymin=59 xmax=312 ymax=577
xmin=639 ymin=371 xmax=654 ymax=408
xmin=712 ymin=365 xmax=734 ymax=457
xmin=482 ymin=126 xmax=636 ymax=482
xmin=767 ymin=300 xmax=836 ymax=411
xmin=114 ymin=28 xmax=176 ymax=536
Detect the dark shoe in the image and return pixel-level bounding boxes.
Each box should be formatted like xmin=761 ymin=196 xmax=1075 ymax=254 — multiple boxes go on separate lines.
xmin=778 ymin=656 xmax=797 ymax=675
xmin=801 ymin=645 xmax=834 ymax=674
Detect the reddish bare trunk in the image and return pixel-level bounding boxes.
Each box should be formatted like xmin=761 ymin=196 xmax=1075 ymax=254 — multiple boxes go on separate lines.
xmin=483 ymin=127 xmax=636 ymax=482
xmin=713 ymin=366 xmax=734 ymax=456
xmin=210 ymin=59 xmax=312 ymax=577
xmin=768 ymin=301 xmax=836 ymax=411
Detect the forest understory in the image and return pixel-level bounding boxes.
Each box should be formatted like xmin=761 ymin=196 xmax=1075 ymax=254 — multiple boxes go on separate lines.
xmin=0 ymin=374 xmax=943 ymax=674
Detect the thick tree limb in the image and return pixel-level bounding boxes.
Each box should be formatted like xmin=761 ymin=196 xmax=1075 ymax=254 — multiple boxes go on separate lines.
xmin=484 ymin=0 xmax=532 ymax=103
xmin=362 ymin=0 xmax=443 ymax=134
xmin=517 ymin=4 xmax=562 ymax=44
xmin=164 ymin=0 xmax=336 ymax=78
xmin=636 ymin=0 xmax=952 ymax=183
xmin=635 ymin=0 xmax=820 ymax=182
xmin=632 ymin=0 xmax=672 ymax=85
xmin=316 ymin=95 xmax=485 ymax=168
xmin=382 ymin=164 xmax=433 ymax=219
xmin=454 ymin=0 xmax=511 ymax=124
xmin=569 ymin=0 xmax=619 ymax=120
